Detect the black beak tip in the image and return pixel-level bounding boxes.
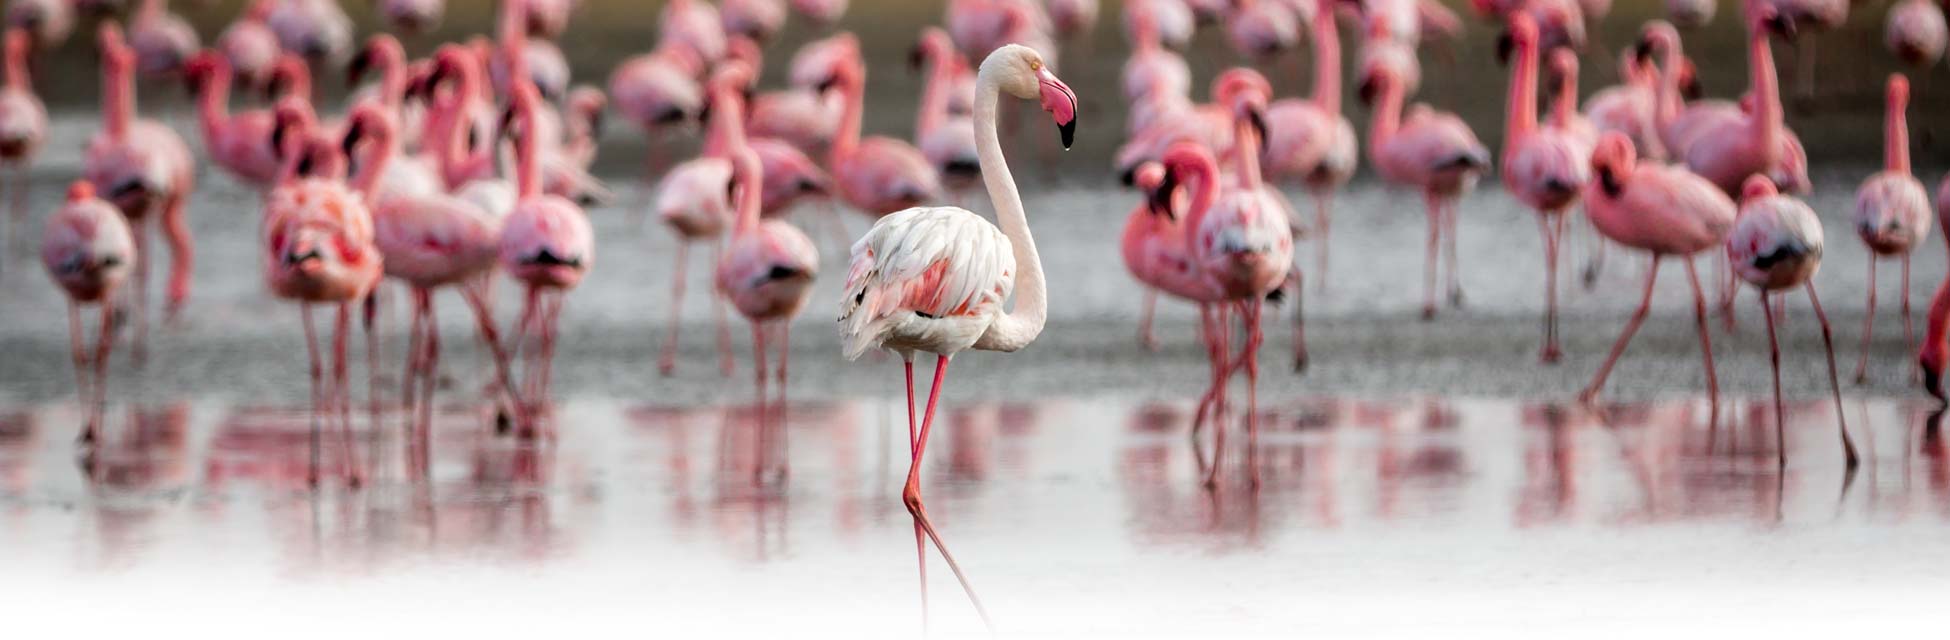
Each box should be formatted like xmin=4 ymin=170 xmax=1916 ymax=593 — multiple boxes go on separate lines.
xmin=1356 ymin=78 xmax=1378 ymax=106
xmin=1118 ymin=166 xmax=1136 ymax=186
xmin=1058 ymin=119 xmax=1076 ymax=150
xmin=1927 ymin=368 xmax=1945 ymax=404
xmin=1495 ymin=33 xmax=1514 ymax=67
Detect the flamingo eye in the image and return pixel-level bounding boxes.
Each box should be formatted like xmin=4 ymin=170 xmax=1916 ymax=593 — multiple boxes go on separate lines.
xmin=1029 ymin=59 xmax=1041 ymax=72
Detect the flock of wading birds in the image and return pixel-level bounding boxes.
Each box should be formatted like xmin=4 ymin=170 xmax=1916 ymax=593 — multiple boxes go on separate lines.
xmin=6 ymin=0 xmax=1950 ymax=494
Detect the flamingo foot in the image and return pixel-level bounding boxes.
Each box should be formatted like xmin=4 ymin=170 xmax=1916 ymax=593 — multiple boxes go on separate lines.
xmin=1540 ymin=345 xmax=1563 ymax=364
xmin=1581 ymin=262 xmax=1600 ymax=289
xmin=1421 ymin=305 xmax=1437 ymax=321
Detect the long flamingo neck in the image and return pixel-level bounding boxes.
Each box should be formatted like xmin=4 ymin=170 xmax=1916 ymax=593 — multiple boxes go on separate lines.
xmin=1235 ymin=116 xmax=1263 ymax=190
xmin=1505 ymin=37 xmax=1538 ymax=149
xmin=1368 ymin=81 xmax=1403 ymax=156
xmin=3 ymin=35 xmax=27 ymax=90
xmin=515 ymin=96 xmax=541 ymax=197
xmin=1182 ymin=155 xmax=1219 ymax=242
xmin=1550 ymin=63 xmax=1577 ymax=126
xmin=378 ymin=47 xmax=406 ymax=111
xmin=352 ymin=116 xmax=395 ymax=198
xmin=1655 ymin=42 xmax=1682 ymax=131
xmin=1887 ymin=87 xmax=1910 ymax=173
xmin=970 ymin=66 xmax=1045 ymax=352
xmin=733 ymin=149 xmax=761 ymax=234
xmin=1748 ymin=23 xmax=1781 ymax=157
xmin=830 ymin=68 xmax=864 ymax=160
xmin=196 ymin=60 xmax=232 ymax=140
xmin=104 ymin=59 xmax=132 ymax=138
xmin=1309 ymin=4 xmax=1340 ymax=114
xmin=705 ymin=85 xmax=747 ymax=158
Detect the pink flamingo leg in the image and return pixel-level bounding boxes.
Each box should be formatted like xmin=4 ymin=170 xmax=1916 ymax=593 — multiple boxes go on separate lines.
xmin=1137 ymin=288 xmax=1159 ymax=351
xmin=1444 ymin=199 xmax=1463 ymax=307
xmin=1580 ymin=256 xmax=1661 ymax=405
xmin=91 ymin=303 xmax=114 ymax=443
xmin=1205 ymin=308 xmax=1235 ymax=489
xmin=712 ymin=245 xmax=734 ymax=378
xmin=1804 ymin=283 xmax=1861 ymax=469
xmin=301 ymin=305 xmax=323 ymax=488
xmin=1241 ymin=300 xmax=1265 ymax=489
xmin=363 ymin=291 xmax=382 ymax=470
xmin=1905 ymin=255 xmax=1917 ymax=384
xmin=1856 ymin=254 xmax=1878 ymax=383
xmin=1682 ymin=256 xmax=1720 ymax=428
xmin=5 ymin=166 xmax=22 ymax=259
xmin=1292 ymin=271 xmax=1309 ymax=373
xmin=902 ymin=355 xmax=991 ymax=628
xmin=901 ymin=355 xmax=928 ymax=627
xmin=1761 ymin=289 xmax=1786 ymax=470
xmin=516 ymin=287 xmax=541 ymax=412
xmin=417 ymin=294 xmax=441 ymax=474
xmin=1538 ymin=214 xmax=1563 ymax=363
xmin=658 ymin=240 xmax=688 ymax=376
xmin=774 ymin=323 xmax=791 ymax=481
xmin=161 ymin=193 xmax=193 ymax=321
xmin=68 ymin=304 xmax=95 ymax=443
xmin=1421 ymin=194 xmax=1440 ymax=319
xmin=1313 ymin=190 xmax=1332 ymax=295
xmin=333 ymin=303 xmax=362 ymax=488
xmin=751 ymin=322 xmax=768 ymax=485
xmin=460 ymin=281 xmax=529 ymax=434
xmin=130 ymin=221 xmax=150 ymax=366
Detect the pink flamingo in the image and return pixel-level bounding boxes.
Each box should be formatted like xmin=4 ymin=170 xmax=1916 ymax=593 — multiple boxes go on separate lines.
xmin=749 ymin=138 xmax=831 ymax=216
xmin=262 ymin=112 xmax=384 ymax=487
xmin=1852 ymin=73 xmax=1932 ymax=384
xmin=1674 ymin=6 xmax=1805 ymax=197
xmin=790 ymin=0 xmax=847 ymax=25
xmin=748 ymin=85 xmax=840 ymax=154
xmin=1577 ymin=132 xmax=1734 ymax=418
xmin=5 ymin=0 xmax=72 ymax=50
xmin=1264 ymin=0 xmax=1355 ymax=296
xmin=1121 ymin=2 xmax=1189 ymax=108
xmin=818 ymin=34 xmax=943 ymax=217
xmin=1886 ymin=0 xmax=1947 ymax=66
xmin=1359 ymin=51 xmax=1491 ymax=319
xmin=1727 ymin=174 xmax=1857 ymax=469
xmin=914 ymin=28 xmax=980 ymax=191
xmin=652 ymin=65 xmax=759 ymax=377
xmin=490 ymin=0 xmax=571 ymax=102
xmin=1502 ymin=15 xmax=1591 ymax=364
xmin=518 ymin=0 xmax=578 ymax=39
xmin=1048 ymin=0 xmax=1100 ymax=39
xmin=266 ymin=0 xmax=353 ymax=62
xmin=1583 ymin=46 xmax=1664 ymax=161
xmin=130 ymin=0 xmax=198 ymax=77
xmin=217 ymin=1 xmax=280 ymax=91
xmin=721 ymin=0 xmax=785 ymax=42
xmin=1225 ymin=0 xmax=1303 ymax=60
xmin=716 ymin=144 xmax=818 ymax=478
xmin=1357 ymin=0 xmax=1467 ymax=45
xmin=839 ymin=45 xmax=1072 ymax=626
xmin=1 ymin=28 xmax=47 ymax=257
xmin=345 ymin=103 xmax=524 ymax=471
xmin=609 ymin=43 xmax=705 ymax=179
xmin=374 ymin=0 xmax=445 ymax=35
xmin=41 ymin=181 xmax=134 ymax=443
xmin=85 ymin=22 xmax=196 ymax=362
xmin=424 ymin=45 xmax=501 ymax=192
xmin=1123 ymin=0 xmax=1193 ymax=49
xmin=499 ymin=80 xmax=594 ymax=435
xmin=662 ymin=0 xmax=728 ymax=65
xmin=1122 ymin=149 xmax=1202 ymax=352
xmin=185 ymin=50 xmax=288 ymax=189
xmin=948 ymin=0 xmax=1053 ymax=64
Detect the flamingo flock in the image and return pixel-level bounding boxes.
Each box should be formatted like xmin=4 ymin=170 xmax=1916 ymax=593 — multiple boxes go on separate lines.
xmin=5 ymin=0 xmax=1950 ymax=625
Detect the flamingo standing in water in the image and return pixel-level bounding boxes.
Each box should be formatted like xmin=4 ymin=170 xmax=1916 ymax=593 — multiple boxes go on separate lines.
xmin=1584 ymin=46 xmax=1664 ymax=161
xmin=499 ymin=81 xmax=593 ymax=435
xmin=85 ymin=23 xmax=196 ymax=362
xmin=41 ymin=181 xmax=134 ymax=444
xmin=1673 ymin=6 xmax=1806 ymax=197
xmin=1919 ymin=176 xmax=1950 ymax=402
xmin=1 ymin=28 xmax=47 ymax=259
xmin=1852 ymin=73 xmax=1932 ymax=384
xmin=130 ymin=0 xmax=198 ymax=77
xmin=1501 ymin=15 xmax=1590 ymax=364
xmin=1577 ymin=132 xmax=1734 ymax=419
xmin=839 ymin=45 xmax=1073 ymax=627
xmin=185 ymin=50 xmax=287 ymax=189
xmin=651 ymin=65 xmax=753 ymax=377
xmin=1264 ymin=0 xmax=1356 ymax=298
xmin=1359 ymin=50 xmax=1491 ymax=319
xmin=217 ymin=1 xmax=281 ymax=91
xmin=262 ymin=111 xmax=384 ymax=488
xmin=913 ymin=28 xmax=981 ymax=193
xmin=1726 ymin=174 xmax=1857 ymax=470
xmin=818 ymin=34 xmax=943 ymax=217
xmin=5 ymin=0 xmax=73 ymax=50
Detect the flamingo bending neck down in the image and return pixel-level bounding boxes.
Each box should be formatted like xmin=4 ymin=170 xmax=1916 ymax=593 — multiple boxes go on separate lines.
xmin=1501 ymin=15 xmax=1591 ymax=364
xmin=1577 ymin=132 xmax=1734 ymax=425
xmin=1853 ymin=73 xmax=1932 ymax=385
xmin=498 ymin=80 xmax=594 ymax=438
xmin=41 ymin=181 xmax=134 ymax=443
xmin=186 ymin=50 xmax=285 ymax=189
xmin=822 ymin=34 xmax=943 ymax=218
xmin=838 ymin=44 xmax=1074 ymax=629
xmin=1360 ymin=55 xmax=1490 ymax=319
xmin=1728 ymin=175 xmax=1858 ymax=471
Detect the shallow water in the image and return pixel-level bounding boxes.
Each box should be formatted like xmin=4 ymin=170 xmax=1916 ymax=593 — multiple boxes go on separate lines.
xmin=3 ymin=394 xmax=1948 ymax=634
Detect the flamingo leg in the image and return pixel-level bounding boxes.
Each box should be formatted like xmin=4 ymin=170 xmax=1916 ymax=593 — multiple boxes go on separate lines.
xmin=1422 ymin=194 xmax=1439 ymax=320
xmin=400 ymin=290 xmax=426 ymax=470
xmin=517 ymin=287 xmax=542 ymax=410
xmin=418 ymin=294 xmax=441 ymax=475
xmin=1538 ymin=213 xmax=1563 ymax=364
xmin=1762 ymin=289 xmax=1786 ymax=471
xmin=658 ymin=240 xmax=689 ymax=376
xmin=4 ymin=165 xmax=19 ymax=262
xmin=752 ymin=323 xmax=768 ymax=485
xmin=1242 ymin=300 xmax=1264 ymax=489
xmin=1804 ymin=283 xmax=1860 ymax=470
xmin=91 ymin=303 xmax=114 ymax=445
xmin=460 ymin=280 xmax=529 ymax=436
xmin=1582 ymin=213 xmax=1607 ymax=290
xmin=1444 ymin=199 xmax=1463 ymax=307
xmin=1855 ymin=255 xmax=1877 ymax=383
xmin=900 ymin=354 xmax=927 ymax=627
xmin=1313 ymin=190 xmax=1332 ymax=295
xmin=69 ymin=303 xmax=95 ymax=443
xmin=712 ymin=245 xmax=734 ymax=377
xmin=334 ymin=303 xmax=362 ymax=488
xmin=130 ymin=221 xmax=149 ymax=366
xmin=1137 ymin=288 xmax=1159 ymax=351
xmin=1682 ymin=257 xmax=1721 ymax=428
xmin=1580 ymin=256 xmax=1661 ymax=405
xmin=902 ymin=355 xmax=991 ymax=629
xmin=1292 ymin=270 xmax=1308 ymax=373
xmin=161 ymin=193 xmax=193 ymax=321
xmin=1905 ymin=255 xmax=1917 ymax=384
xmin=773 ymin=323 xmax=791 ymax=482
xmin=302 ymin=305 xmax=323 ymax=488
xmin=363 ymin=291 xmax=382 ymax=473
xmin=1205 ymin=308 xmax=1235 ymax=489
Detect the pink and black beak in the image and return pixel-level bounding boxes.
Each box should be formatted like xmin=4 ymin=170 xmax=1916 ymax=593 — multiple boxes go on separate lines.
xmin=1139 ymin=162 xmax=1175 ymax=220
xmin=1036 ymin=67 xmax=1078 ymax=150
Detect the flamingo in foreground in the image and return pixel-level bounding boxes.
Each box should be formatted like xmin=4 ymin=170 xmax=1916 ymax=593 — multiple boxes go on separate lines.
xmin=1853 ymin=73 xmax=1932 ymax=385
xmin=41 ymin=181 xmax=134 ymax=444
xmin=500 ymin=81 xmax=594 ymax=437
xmin=1360 ymin=52 xmax=1491 ymax=319
xmin=262 ymin=119 xmax=384 ymax=488
xmin=1727 ymin=175 xmax=1857 ymax=470
xmin=1578 ymin=132 xmax=1734 ymax=421
xmin=1 ymin=28 xmax=46 ymax=258
xmin=1501 ymin=15 xmax=1590 ymax=364
xmin=85 ymin=23 xmax=196 ymax=363
xmin=839 ymin=44 xmax=1073 ymax=628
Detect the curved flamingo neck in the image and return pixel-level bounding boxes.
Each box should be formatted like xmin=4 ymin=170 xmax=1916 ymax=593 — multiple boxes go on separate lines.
xmin=1308 ymin=1 xmax=1340 ymax=114
xmin=1886 ymin=84 xmax=1910 ymax=173
xmin=830 ymin=65 xmax=865 ymax=161
xmin=1234 ymin=116 xmax=1263 ymax=190
xmin=375 ymin=41 xmax=407 ymax=111
xmin=3 ymin=31 xmax=28 ymax=91
xmin=276 ymin=57 xmax=314 ymax=103
xmin=1367 ymin=80 xmax=1403 ymax=157
xmin=970 ymin=65 xmax=1045 ymax=353
xmin=103 ymin=55 xmax=133 ymax=139
xmin=351 ymin=112 xmax=396 ymax=198
xmin=1654 ymin=40 xmax=1683 ymax=133
xmin=195 ymin=58 xmax=233 ymax=143
xmin=1747 ymin=21 xmax=1781 ymax=163
xmin=514 ymin=92 xmax=542 ymax=198
xmin=1180 ymin=154 xmax=1220 ymax=246
xmin=1505 ymin=35 xmax=1539 ymax=149
xmin=732 ymin=148 xmax=761 ymax=235
xmin=1550 ymin=62 xmax=1577 ymax=127
xmin=704 ymin=82 xmax=748 ymax=158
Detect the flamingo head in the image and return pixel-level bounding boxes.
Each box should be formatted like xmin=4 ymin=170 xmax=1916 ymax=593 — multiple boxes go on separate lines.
xmin=1738 ymin=174 xmax=1778 ymax=205
xmin=910 ymin=27 xmax=954 ymax=72
xmin=1214 ymin=67 xmax=1270 ymax=144
xmin=1633 ymin=20 xmax=1678 ymax=59
xmin=1753 ymin=3 xmax=1795 ymax=40
xmin=347 ymin=34 xmax=403 ymax=88
xmin=183 ymin=49 xmax=224 ymax=95
xmin=1546 ymin=48 xmax=1578 ymax=99
xmin=1497 ymin=12 xmax=1539 ymax=66
xmin=1589 ymin=132 xmax=1636 ymax=198
xmin=1133 ymin=161 xmax=1172 ymax=219
xmin=1768 ymin=136 xmax=1811 ymax=195
xmin=1675 ymin=58 xmax=1703 ymax=100
xmin=985 ymin=44 xmax=1078 ymax=150
xmin=726 ymin=35 xmax=764 ymax=70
